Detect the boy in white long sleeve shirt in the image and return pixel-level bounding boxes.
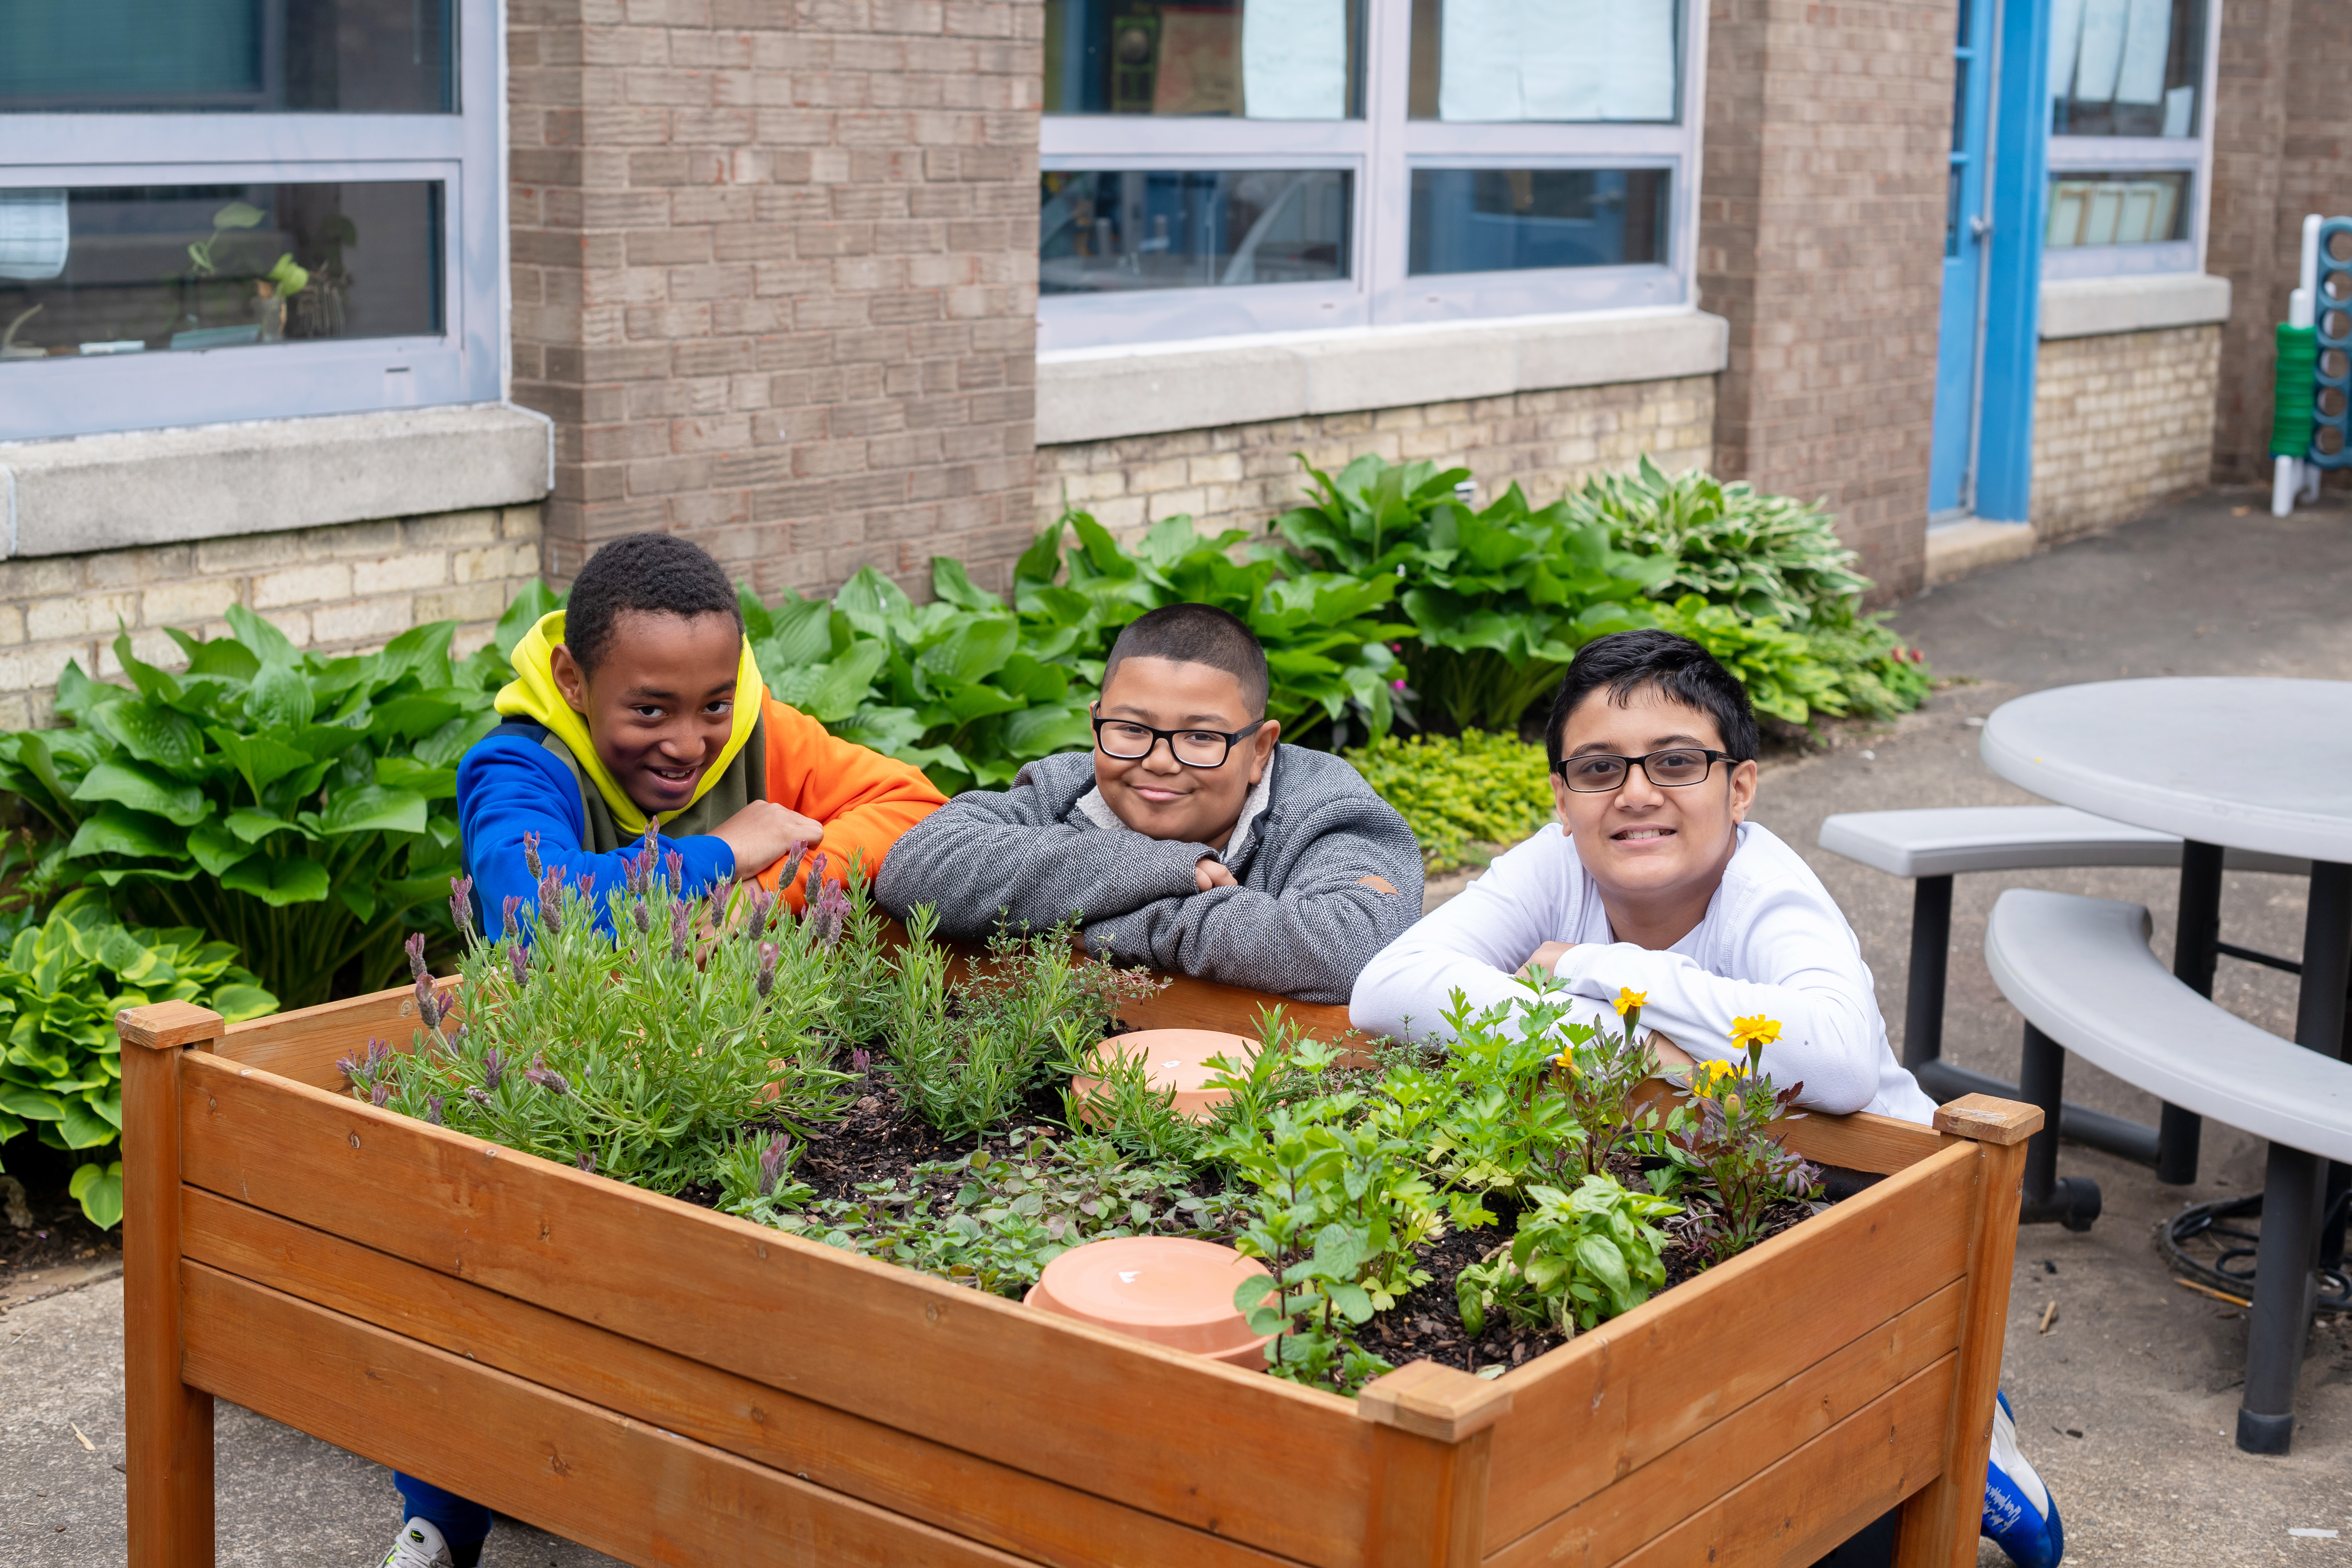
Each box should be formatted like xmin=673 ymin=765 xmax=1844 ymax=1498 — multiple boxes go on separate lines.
xmin=1350 ymin=628 xmax=1938 ymax=1125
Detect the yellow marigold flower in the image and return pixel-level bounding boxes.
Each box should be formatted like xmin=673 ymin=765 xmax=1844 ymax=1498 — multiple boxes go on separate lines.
xmin=1613 ymin=988 xmax=1649 ymax=1016
xmin=1728 ymin=1015 xmax=1782 ymax=1048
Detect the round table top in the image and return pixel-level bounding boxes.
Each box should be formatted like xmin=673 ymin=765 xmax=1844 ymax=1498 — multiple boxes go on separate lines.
xmin=1980 ymin=678 xmax=2352 ymax=865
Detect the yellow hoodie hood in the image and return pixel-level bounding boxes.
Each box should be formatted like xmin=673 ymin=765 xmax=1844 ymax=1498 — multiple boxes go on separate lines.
xmin=495 ymin=609 xmax=765 ymax=837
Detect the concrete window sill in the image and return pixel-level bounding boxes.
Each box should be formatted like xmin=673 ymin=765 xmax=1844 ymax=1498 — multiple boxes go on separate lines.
xmin=1036 ymin=308 xmax=1730 ymax=447
xmin=2038 ymin=275 xmax=2232 ymax=340
xmin=0 ymin=404 xmax=554 ymax=559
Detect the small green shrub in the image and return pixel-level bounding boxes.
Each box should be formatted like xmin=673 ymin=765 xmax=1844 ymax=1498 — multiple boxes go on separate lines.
xmin=1455 ymin=1173 xmax=1681 ymax=1337
xmin=0 ymin=887 xmax=276 ymax=1225
xmin=1666 ymin=1026 xmax=1825 ymax=1265
xmin=1651 ymin=594 xmax=1847 ymax=726
xmin=1341 ymin=730 xmax=1554 ymax=872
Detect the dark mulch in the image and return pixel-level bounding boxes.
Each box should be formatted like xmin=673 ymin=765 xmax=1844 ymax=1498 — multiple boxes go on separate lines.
xmin=0 ymin=1146 xmax=120 ymax=1290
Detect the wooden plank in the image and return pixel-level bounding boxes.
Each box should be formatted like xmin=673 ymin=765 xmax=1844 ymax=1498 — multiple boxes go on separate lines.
xmin=1932 ymin=1094 xmax=2042 ymax=1146
xmin=180 ymin=1263 xmax=1039 ymax=1568
xmin=212 ymin=975 xmax=461 ymax=1092
xmin=1365 ymin=1421 xmax=1497 ymax=1568
xmin=176 ymin=1051 xmax=1378 ymax=1568
xmin=119 ymin=1007 xmax=216 ymax=1568
xmin=1772 ymin=1108 xmax=1955 ymax=1176
xmin=1605 ymin=1355 xmax=1957 ymax=1568
xmin=1479 ymin=1140 xmax=1979 ymax=1546
xmin=181 ymin=1187 xmax=1301 ymax=1568
xmin=1122 ymin=969 xmax=1357 ymax=1045
xmin=1893 ymin=1137 xmax=2031 ymax=1568
xmin=1484 ymin=1282 xmax=1963 ymax=1568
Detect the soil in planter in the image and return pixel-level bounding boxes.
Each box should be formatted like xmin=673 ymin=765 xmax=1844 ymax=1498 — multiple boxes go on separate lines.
xmin=0 ymin=1145 xmax=122 ymax=1296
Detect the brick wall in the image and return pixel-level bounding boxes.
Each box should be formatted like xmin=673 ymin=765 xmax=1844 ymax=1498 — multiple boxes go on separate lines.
xmin=0 ymin=508 xmax=544 ymax=730
xmin=1035 ymin=377 xmax=1717 ymax=541
xmin=2031 ymin=326 xmax=2222 ymax=543
xmin=1699 ymin=0 xmax=1955 ymax=600
xmin=2208 ymin=0 xmax=2352 ymax=486
xmin=507 ymin=0 xmax=1044 ymax=600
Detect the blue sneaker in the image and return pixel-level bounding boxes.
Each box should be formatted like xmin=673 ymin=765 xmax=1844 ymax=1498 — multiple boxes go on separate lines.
xmin=1982 ymin=1390 xmax=2065 ymax=1567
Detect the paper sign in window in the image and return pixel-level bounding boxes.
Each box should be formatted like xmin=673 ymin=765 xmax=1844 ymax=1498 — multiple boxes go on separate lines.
xmin=1242 ymin=0 xmax=1348 ymax=119
xmin=1438 ymin=0 xmax=1672 ymax=122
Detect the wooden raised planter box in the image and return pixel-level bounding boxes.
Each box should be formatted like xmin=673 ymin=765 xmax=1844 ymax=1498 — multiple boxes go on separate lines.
xmin=119 ymin=975 xmax=2039 ymax=1568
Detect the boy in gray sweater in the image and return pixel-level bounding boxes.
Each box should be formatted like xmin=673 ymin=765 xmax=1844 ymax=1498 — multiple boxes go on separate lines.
xmin=874 ymin=603 xmax=1422 ymax=1003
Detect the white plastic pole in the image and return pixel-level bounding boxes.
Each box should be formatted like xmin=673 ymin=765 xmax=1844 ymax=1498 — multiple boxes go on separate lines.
xmin=2275 ymin=215 xmax=2325 ymax=515
xmin=2273 ymin=455 xmax=2298 ymax=516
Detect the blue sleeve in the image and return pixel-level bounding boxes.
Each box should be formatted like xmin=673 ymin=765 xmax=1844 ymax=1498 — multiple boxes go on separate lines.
xmin=455 ymin=732 xmax=737 ymax=937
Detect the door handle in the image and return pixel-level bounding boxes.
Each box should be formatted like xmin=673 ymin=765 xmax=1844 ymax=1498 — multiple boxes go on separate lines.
xmin=1969 ymin=214 xmax=1995 ymax=242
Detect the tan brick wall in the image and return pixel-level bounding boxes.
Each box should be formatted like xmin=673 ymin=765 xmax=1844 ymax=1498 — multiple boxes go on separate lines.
xmin=507 ymin=0 xmax=1045 ymax=601
xmin=2030 ymin=326 xmax=2222 ymax=543
xmin=1699 ymin=0 xmax=1955 ymax=600
xmin=1035 ymin=377 xmax=1717 ymax=540
xmin=0 ymin=507 xmax=545 ymax=730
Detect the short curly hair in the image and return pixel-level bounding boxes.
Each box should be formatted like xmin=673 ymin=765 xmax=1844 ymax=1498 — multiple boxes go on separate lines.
xmin=1102 ymin=602 xmax=1269 ymax=716
xmin=564 ymin=533 xmax=742 ymax=675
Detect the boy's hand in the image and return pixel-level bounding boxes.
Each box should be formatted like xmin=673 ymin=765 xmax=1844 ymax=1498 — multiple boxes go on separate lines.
xmin=1517 ymin=941 xmax=1576 ymax=978
xmin=1647 ymin=1031 xmax=1695 ymax=1068
xmin=1195 ymin=855 xmax=1237 ymax=891
xmin=712 ymin=800 xmax=825 ymax=881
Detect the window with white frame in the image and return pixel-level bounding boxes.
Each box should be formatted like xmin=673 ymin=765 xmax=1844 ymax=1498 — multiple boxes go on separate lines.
xmin=1037 ymin=0 xmax=1702 ymax=352
xmin=0 ymin=0 xmax=501 ymax=441
xmin=2043 ymin=0 xmax=2219 ymax=279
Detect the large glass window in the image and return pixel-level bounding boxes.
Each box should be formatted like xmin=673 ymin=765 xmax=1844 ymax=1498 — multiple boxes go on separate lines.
xmin=2044 ymin=0 xmax=2215 ymax=279
xmin=1038 ymin=0 xmax=1698 ymax=348
xmin=0 ymin=0 xmax=499 ymax=440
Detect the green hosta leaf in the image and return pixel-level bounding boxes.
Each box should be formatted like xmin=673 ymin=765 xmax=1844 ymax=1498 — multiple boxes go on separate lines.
xmin=831 ymin=566 xmax=917 ymax=643
xmin=374 ymin=757 xmax=459 ymax=800
xmin=220 ymin=854 xmax=331 ymax=906
xmin=226 ymin=604 xmax=303 ymax=667
xmin=207 ymin=983 xmax=278 ymax=1023
xmin=207 ymin=727 xmax=315 ymax=796
xmin=338 ymin=881 xmax=379 ymax=922
xmin=69 ymin=1160 xmax=124 ymax=1230
xmin=57 ymin=1094 xmax=117 ymax=1149
xmin=766 ymin=640 xmax=887 ymax=724
xmin=180 ymin=634 xmax=262 ymax=682
xmin=65 ymin=804 xmax=185 ymax=860
xmin=493 ymin=580 xmax=564 ymax=660
xmin=186 ymin=820 xmax=256 ymax=876
xmin=0 ymin=1085 xmax=65 ymax=1123
xmin=998 ymin=701 xmax=1094 ymax=758
xmin=830 ymin=705 xmax=926 ymax=753
xmin=53 ymin=661 xmax=114 ymax=724
xmin=752 ymin=594 xmax=839 ymax=674
xmin=919 ymin=618 xmax=1018 ymax=686
xmin=318 ymin=784 xmax=427 ymax=837
xmin=245 ymin=661 xmax=317 ymax=730
xmin=223 ymin=808 xmax=307 ymax=845
xmin=369 ymin=694 xmax=464 ymax=741
xmin=931 ymin=556 xmax=1005 ymax=612
xmin=91 ymin=699 xmax=205 ymax=776
xmin=70 ymin=759 xmax=208 ymax=826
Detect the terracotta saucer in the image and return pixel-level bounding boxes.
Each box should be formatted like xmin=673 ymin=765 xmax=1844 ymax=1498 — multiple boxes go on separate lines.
xmin=1026 ymin=1235 xmax=1274 ymax=1368
xmin=1070 ymin=1028 xmax=1258 ymax=1122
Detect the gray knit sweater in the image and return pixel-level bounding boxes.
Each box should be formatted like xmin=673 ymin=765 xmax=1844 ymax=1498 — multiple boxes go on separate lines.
xmin=874 ymin=746 xmax=1424 ymax=1004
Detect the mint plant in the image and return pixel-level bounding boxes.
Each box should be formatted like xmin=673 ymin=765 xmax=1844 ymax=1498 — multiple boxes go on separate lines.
xmin=1455 ymin=1173 xmax=1682 ymax=1337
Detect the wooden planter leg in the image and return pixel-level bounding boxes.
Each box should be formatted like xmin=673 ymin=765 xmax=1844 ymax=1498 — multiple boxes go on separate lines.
xmin=1356 ymin=1359 xmax=1515 ymax=1568
xmin=121 ymin=1002 xmax=227 ymax=1568
xmin=1893 ymin=1095 xmax=2041 ymax=1568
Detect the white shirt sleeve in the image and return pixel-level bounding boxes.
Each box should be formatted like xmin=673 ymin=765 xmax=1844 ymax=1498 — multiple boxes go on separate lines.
xmin=1350 ymin=828 xmax=1579 ymax=1042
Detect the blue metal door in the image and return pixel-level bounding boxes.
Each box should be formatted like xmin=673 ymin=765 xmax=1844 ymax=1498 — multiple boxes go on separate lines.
xmin=1931 ymin=0 xmax=1996 ymax=516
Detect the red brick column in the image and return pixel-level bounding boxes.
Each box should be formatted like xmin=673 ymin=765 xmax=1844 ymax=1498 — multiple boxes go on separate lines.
xmin=508 ymin=0 xmax=1044 ymax=597
xmin=1699 ymin=0 xmax=1955 ymax=601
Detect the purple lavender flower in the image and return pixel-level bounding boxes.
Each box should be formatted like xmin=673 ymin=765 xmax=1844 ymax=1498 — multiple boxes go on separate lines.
xmin=537 ymin=866 xmax=566 ymax=932
xmin=746 ymin=885 xmax=773 ymax=937
xmin=670 ymin=899 xmax=691 ymax=963
xmin=482 ymin=1048 xmax=506 ymax=1092
xmin=802 ymin=849 xmax=829 ymax=899
xmin=756 ymin=941 xmax=778 ymax=999
xmin=776 ymin=841 xmax=807 ymax=891
xmin=465 ymin=1086 xmax=492 ymax=1107
xmin=365 ymin=1038 xmax=392 ymax=1071
xmin=757 ymin=1134 xmax=791 ymax=1198
xmin=577 ymin=871 xmax=596 ymax=899
xmin=446 ymin=1021 xmax=467 ymax=1052
xmin=501 ymin=895 xmax=523 ymax=940
xmin=414 ymin=976 xmax=441 ymax=1033
xmin=850 ymin=1047 xmax=871 ymax=1076
xmin=449 ymin=875 xmax=475 ymax=939
xmin=809 ymin=877 xmax=851 ymax=948
xmin=525 ymin=1062 xmax=571 ymax=1096
xmin=664 ymin=849 xmax=684 ymax=896
xmin=575 ymin=1150 xmax=598 ymax=1173
xmin=334 ymin=1054 xmax=359 ymax=1083
xmin=370 ymin=1081 xmax=392 ymax=1107
xmin=406 ymin=931 xmax=430 ymax=984
xmin=523 ymin=830 xmax=543 ymax=879
xmin=425 ymin=1094 xmax=445 ymax=1125
xmin=633 ymin=900 xmax=651 ymax=935
xmin=508 ymin=943 xmax=530 ymax=990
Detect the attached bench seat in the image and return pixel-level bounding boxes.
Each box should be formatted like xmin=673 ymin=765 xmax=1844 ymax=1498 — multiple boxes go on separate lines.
xmin=1984 ymin=888 xmax=2352 ymax=1163
xmin=1819 ymin=805 xmax=2309 ymax=879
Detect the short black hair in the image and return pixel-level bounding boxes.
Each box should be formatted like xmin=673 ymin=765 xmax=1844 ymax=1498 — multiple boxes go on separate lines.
xmin=1544 ymin=628 xmax=1759 ymax=769
xmin=565 ymin=533 xmax=742 ymax=675
xmin=1102 ymin=603 xmax=1270 ymax=717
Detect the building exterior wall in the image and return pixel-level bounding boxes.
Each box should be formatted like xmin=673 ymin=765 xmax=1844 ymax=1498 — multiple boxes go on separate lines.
xmin=2030 ymin=326 xmax=2223 ymax=543
xmin=1034 ymin=376 xmax=1717 ymax=541
xmin=1698 ymin=0 xmax=1956 ymax=600
xmin=506 ymin=0 xmax=1045 ymax=599
xmin=2207 ymin=0 xmax=2352 ymax=487
xmin=0 ymin=507 xmax=544 ymax=731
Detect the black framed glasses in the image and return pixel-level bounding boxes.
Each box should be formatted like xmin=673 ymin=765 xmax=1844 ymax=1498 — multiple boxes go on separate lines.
xmin=1552 ymin=748 xmax=1734 ymax=793
xmin=1091 ymin=711 xmax=1266 ymax=768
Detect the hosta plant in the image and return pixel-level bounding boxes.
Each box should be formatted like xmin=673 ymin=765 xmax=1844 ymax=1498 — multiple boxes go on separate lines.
xmin=1339 ymin=729 xmax=1555 ymax=874
xmin=0 ymin=887 xmax=275 ymax=1225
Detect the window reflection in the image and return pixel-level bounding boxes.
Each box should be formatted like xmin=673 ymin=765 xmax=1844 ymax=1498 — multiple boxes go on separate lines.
xmin=1408 ymin=0 xmax=1678 ymax=122
xmin=2049 ymin=0 xmax=2205 ymax=138
xmin=1408 ymin=169 xmax=1668 ymax=275
xmin=2044 ymin=171 xmax=2190 ymax=248
xmin=1039 ymin=169 xmax=1351 ymax=291
xmin=1043 ymin=0 xmax=1361 ymax=118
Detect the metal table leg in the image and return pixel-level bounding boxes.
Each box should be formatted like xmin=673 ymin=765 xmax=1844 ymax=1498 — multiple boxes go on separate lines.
xmin=1901 ymin=875 xmax=1954 ymax=1073
xmin=2238 ymin=860 xmax=2352 ymax=1454
xmin=2161 ymin=841 xmax=2225 ymax=1184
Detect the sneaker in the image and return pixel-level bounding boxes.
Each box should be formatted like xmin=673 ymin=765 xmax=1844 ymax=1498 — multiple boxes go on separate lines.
xmin=1982 ymin=1390 xmax=2065 ymax=1567
xmin=380 ymin=1517 xmax=454 ymax=1568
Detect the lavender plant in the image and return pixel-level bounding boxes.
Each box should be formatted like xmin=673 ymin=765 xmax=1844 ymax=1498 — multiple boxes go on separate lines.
xmin=346 ymin=831 xmax=852 ymax=1193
